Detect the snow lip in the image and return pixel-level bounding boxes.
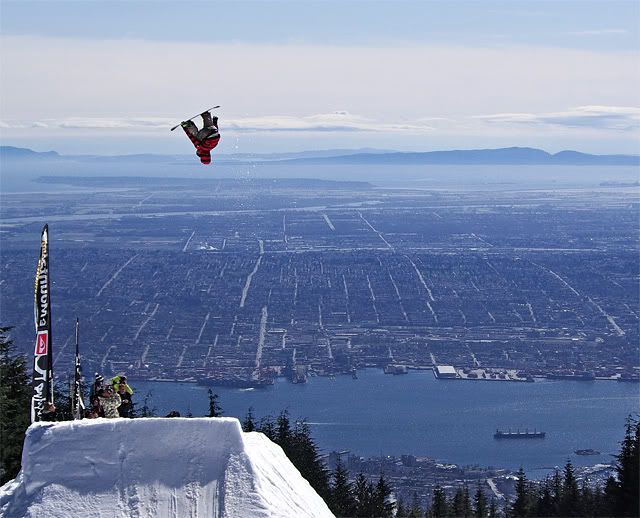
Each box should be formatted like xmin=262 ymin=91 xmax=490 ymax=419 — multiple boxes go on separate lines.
xmin=1 ymin=417 xmax=333 ymax=518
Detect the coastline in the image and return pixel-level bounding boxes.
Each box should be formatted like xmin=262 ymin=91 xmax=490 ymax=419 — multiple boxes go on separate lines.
xmin=136 ymin=365 xmax=639 ymax=386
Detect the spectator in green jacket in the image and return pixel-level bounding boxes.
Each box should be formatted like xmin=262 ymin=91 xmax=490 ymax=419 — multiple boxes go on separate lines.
xmin=111 ymin=375 xmax=133 ymax=395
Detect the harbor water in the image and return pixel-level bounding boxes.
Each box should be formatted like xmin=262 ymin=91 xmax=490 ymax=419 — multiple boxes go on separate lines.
xmin=133 ymin=368 xmax=639 ymax=477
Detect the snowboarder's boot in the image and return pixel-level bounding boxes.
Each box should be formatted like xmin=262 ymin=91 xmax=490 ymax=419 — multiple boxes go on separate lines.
xmin=201 ymin=111 xmax=214 ymax=128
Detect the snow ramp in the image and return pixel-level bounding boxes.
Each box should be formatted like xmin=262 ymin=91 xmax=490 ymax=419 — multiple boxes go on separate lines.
xmin=0 ymin=417 xmax=334 ymax=518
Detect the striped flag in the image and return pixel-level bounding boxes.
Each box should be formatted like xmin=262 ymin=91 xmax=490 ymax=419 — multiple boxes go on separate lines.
xmin=71 ymin=318 xmax=85 ymax=420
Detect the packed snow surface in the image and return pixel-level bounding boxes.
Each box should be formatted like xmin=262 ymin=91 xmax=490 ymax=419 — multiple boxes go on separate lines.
xmin=0 ymin=417 xmax=334 ymax=518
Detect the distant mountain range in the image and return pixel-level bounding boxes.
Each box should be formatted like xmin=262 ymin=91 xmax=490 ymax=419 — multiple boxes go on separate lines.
xmin=280 ymin=147 xmax=640 ymax=166
xmin=0 ymin=146 xmax=62 ymax=160
xmin=1 ymin=145 xmax=638 ymax=166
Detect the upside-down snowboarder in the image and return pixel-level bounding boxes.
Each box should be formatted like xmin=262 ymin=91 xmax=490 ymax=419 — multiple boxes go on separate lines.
xmin=181 ymin=111 xmax=221 ymax=165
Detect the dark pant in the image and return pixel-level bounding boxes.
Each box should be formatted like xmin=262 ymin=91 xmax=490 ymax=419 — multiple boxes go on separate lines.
xmin=201 ymin=111 xmax=215 ymax=128
xmin=197 ymin=112 xmax=219 ymax=141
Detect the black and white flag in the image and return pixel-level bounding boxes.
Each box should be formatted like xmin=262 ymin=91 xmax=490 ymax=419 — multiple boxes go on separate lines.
xmin=31 ymin=224 xmax=54 ymax=423
xmin=72 ymin=318 xmax=85 ymax=420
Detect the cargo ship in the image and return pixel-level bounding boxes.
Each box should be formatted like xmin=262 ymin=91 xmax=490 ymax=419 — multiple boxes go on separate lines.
xmin=494 ymin=429 xmax=546 ymax=439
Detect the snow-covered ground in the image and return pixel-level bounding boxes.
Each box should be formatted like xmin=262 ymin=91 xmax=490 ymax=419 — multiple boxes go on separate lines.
xmin=0 ymin=417 xmax=334 ymax=518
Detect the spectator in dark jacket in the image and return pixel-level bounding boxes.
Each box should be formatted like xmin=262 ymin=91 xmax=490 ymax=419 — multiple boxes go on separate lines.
xmin=90 ymin=373 xmax=105 ymax=398
xmin=86 ymin=394 xmax=104 ymax=418
xmin=116 ymin=383 xmax=133 ymax=417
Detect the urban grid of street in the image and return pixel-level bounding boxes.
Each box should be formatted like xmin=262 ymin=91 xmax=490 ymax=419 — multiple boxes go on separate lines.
xmin=1 ymin=178 xmax=637 ymax=386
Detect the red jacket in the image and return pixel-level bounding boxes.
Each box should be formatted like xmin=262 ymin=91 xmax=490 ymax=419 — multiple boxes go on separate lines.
xmin=183 ymin=129 xmax=220 ymax=165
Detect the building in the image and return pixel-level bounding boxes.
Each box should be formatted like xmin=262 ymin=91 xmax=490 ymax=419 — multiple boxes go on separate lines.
xmin=435 ymin=365 xmax=457 ymax=379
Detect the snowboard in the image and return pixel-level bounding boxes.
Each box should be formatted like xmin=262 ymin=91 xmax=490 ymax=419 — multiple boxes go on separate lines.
xmin=170 ymin=105 xmax=220 ymax=131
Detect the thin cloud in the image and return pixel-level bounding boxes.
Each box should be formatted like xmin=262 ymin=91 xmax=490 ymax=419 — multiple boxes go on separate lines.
xmin=56 ymin=117 xmax=172 ymax=129
xmin=1 ymin=117 xmax=173 ymax=131
xmin=6 ymin=112 xmax=434 ymax=134
xmin=225 ymin=112 xmax=434 ymax=133
xmin=475 ymin=106 xmax=640 ymax=131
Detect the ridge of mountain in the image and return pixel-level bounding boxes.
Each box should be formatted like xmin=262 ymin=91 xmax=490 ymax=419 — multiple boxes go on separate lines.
xmin=2 ymin=145 xmax=638 ymax=166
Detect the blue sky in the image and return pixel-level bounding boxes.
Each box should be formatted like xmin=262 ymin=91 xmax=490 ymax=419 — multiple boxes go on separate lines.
xmin=1 ymin=0 xmax=639 ymax=154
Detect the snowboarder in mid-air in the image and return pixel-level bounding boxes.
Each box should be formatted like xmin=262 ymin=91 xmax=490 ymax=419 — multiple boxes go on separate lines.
xmin=181 ymin=111 xmax=220 ymax=165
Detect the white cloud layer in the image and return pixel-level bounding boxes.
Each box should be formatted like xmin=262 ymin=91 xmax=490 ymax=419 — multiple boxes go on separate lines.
xmin=3 ymin=107 xmax=637 ymax=137
xmin=1 ymin=35 xmax=638 ymax=152
xmin=475 ymin=106 xmax=640 ymax=131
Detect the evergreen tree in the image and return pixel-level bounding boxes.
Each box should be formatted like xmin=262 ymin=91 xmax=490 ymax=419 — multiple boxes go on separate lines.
xmin=371 ymin=473 xmax=395 ymax=517
xmin=613 ymin=416 xmax=639 ymax=517
xmin=473 ymin=483 xmax=488 ymax=517
xmin=463 ymin=485 xmax=473 ymax=517
xmin=395 ymin=498 xmax=407 ymax=518
xmin=579 ymin=480 xmax=594 ymax=518
xmin=535 ymin=479 xmax=555 ymax=517
xmin=511 ymin=467 xmax=531 ymax=517
xmin=354 ymin=473 xmax=374 ymax=517
xmin=407 ymin=491 xmax=422 ymax=517
xmin=242 ymin=406 xmax=256 ymax=432
xmin=429 ymin=486 xmax=448 ymax=518
xmin=550 ymin=469 xmax=562 ymax=516
xmin=276 ymin=410 xmax=292 ymax=450
xmin=207 ymin=388 xmax=222 ymax=417
xmin=253 ymin=413 xmax=330 ymax=503
xmin=0 ymin=326 xmax=31 ymax=485
xmin=451 ymin=487 xmax=466 ymax=517
xmin=330 ymin=458 xmax=356 ymax=517
xmin=449 ymin=485 xmax=472 ymax=517
xmin=257 ymin=415 xmax=276 ymax=440
xmin=590 ymin=484 xmax=605 ymax=518
xmin=137 ymin=390 xmax=157 ymax=417
xmin=602 ymin=476 xmax=618 ymax=517
xmin=284 ymin=418 xmax=331 ymax=503
xmin=559 ymin=460 xmax=580 ymax=517
xmin=487 ymin=498 xmax=498 ymax=518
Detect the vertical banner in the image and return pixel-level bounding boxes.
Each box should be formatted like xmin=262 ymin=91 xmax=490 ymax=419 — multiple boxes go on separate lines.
xmin=72 ymin=318 xmax=85 ymax=419
xmin=31 ymin=224 xmax=54 ymax=423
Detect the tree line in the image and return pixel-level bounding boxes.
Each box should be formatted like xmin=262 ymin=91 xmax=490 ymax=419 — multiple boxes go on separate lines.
xmin=246 ymin=409 xmax=638 ymax=517
xmin=237 ymin=403 xmax=638 ymax=518
xmin=505 ymin=417 xmax=639 ymax=518
xmin=240 ymin=407 xmax=395 ymax=517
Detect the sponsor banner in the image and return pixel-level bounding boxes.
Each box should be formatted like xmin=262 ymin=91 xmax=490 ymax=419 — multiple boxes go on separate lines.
xmin=31 ymin=224 xmax=53 ymax=423
xmin=35 ymin=331 xmax=48 ymax=355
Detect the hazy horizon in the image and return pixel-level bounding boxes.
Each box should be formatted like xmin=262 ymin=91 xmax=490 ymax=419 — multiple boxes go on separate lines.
xmin=2 ymin=143 xmax=640 ymax=159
